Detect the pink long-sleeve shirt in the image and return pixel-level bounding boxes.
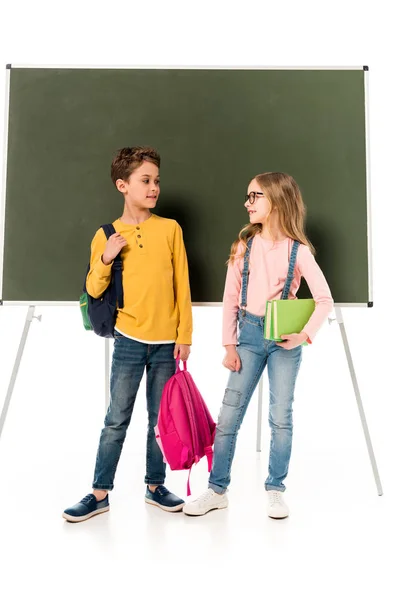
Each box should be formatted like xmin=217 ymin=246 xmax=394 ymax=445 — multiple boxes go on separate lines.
xmin=223 ymin=235 xmax=334 ymax=346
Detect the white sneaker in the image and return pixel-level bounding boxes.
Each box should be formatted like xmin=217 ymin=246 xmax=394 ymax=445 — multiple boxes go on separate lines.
xmin=183 ymin=488 xmax=228 ymax=516
xmin=267 ymin=490 xmax=289 ymax=519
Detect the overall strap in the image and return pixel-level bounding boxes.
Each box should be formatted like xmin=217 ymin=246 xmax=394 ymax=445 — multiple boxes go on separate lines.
xmin=281 ymin=240 xmax=300 ymax=300
xmin=240 ymin=237 xmax=254 ymax=314
xmin=175 ymin=369 xmax=199 ymax=496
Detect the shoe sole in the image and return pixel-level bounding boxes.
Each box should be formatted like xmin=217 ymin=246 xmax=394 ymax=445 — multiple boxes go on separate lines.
xmin=183 ymin=503 xmax=228 ymax=516
xmin=268 ymin=513 xmax=289 ymax=520
xmin=62 ymin=506 xmax=110 ymax=522
xmin=144 ymin=498 xmax=185 ymax=512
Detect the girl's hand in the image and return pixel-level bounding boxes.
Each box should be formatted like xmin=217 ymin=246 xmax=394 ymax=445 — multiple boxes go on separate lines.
xmin=223 ymin=346 xmax=241 ymax=371
xmin=276 ymin=332 xmax=308 ymax=350
xmin=174 ymin=344 xmax=191 ymax=361
xmin=102 ymin=233 xmax=127 ymax=265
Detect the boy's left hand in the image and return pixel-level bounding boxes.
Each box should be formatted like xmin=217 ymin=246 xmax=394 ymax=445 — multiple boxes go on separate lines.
xmin=174 ymin=344 xmax=191 ymax=361
xmin=276 ymin=332 xmax=308 ymax=350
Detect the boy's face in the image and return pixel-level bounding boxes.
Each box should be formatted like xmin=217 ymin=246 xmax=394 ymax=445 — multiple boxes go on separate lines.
xmin=116 ymin=160 xmax=160 ymax=209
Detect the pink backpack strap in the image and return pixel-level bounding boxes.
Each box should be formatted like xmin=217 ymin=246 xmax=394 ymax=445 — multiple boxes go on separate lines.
xmin=190 ymin=388 xmax=214 ymax=472
xmin=187 ymin=466 xmax=192 ymax=496
xmin=175 ymin=355 xmax=187 ymax=373
xmin=204 ymin=446 xmax=213 ymax=472
xmin=183 ymin=373 xmax=214 ymax=473
xmin=175 ymin=360 xmax=200 ymax=463
xmin=186 ymin=373 xmax=215 ymax=451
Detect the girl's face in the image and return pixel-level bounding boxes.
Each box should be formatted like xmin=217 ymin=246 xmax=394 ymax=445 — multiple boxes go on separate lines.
xmin=244 ymin=179 xmax=272 ymax=225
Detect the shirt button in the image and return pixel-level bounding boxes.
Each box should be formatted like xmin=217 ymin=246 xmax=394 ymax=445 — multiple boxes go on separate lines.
xmin=137 ymin=235 xmax=141 ymax=238
xmin=136 ymin=226 xmax=140 ymax=230
xmin=139 ymin=244 xmax=143 ymax=248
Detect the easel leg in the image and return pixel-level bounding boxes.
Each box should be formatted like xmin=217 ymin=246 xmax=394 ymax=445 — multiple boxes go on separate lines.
xmin=335 ymin=307 xmax=383 ymax=496
xmin=105 ymin=338 xmax=110 ymax=412
xmin=0 ymin=305 xmax=39 ymax=442
xmin=256 ymin=375 xmax=264 ymax=452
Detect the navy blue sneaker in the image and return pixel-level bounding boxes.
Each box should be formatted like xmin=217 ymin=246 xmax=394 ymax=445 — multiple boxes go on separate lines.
xmin=62 ymin=493 xmax=109 ymax=522
xmin=145 ymin=485 xmax=185 ymax=512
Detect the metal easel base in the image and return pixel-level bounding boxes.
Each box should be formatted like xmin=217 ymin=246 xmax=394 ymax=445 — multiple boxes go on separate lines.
xmin=0 ymin=305 xmax=41 ymax=440
xmin=0 ymin=307 xmax=112 ymax=443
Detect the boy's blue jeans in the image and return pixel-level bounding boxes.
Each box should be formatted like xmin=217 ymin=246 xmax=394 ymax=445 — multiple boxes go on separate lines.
xmin=209 ymin=311 xmax=302 ymax=494
xmin=92 ymin=333 xmax=175 ymax=491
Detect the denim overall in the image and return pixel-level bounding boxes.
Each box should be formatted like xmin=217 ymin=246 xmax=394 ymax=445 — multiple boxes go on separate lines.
xmin=208 ymin=238 xmax=303 ymax=493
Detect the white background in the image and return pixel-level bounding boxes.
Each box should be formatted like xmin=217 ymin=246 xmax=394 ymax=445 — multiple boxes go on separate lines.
xmin=0 ymin=2 xmax=399 ymax=599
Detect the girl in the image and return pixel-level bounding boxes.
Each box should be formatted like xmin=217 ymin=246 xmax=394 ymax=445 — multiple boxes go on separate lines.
xmin=183 ymin=172 xmax=333 ymax=519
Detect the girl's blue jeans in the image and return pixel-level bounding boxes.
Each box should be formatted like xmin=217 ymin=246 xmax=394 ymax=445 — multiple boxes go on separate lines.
xmin=209 ymin=311 xmax=302 ymax=494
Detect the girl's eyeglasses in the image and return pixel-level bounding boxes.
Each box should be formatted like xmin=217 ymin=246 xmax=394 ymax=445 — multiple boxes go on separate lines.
xmin=245 ymin=192 xmax=264 ymax=205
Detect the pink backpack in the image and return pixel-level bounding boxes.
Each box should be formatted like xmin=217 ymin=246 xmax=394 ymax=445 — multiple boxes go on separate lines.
xmin=154 ymin=358 xmax=216 ymax=495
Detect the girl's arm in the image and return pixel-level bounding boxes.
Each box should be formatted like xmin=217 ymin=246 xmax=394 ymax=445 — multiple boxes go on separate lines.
xmin=297 ymin=244 xmax=334 ymax=341
xmin=222 ymin=249 xmax=244 ymax=347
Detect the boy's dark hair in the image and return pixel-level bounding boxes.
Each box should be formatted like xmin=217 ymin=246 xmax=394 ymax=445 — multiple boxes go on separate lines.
xmin=110 ymin=146 xmax=161 ymax=185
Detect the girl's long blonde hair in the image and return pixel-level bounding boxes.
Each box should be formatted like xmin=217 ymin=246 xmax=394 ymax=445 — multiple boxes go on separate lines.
xmin=228 ymin=172 xmax=315 ymax=263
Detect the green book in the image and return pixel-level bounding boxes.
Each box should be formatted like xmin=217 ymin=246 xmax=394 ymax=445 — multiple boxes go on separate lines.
xmin=264 ymin=299 xmax=315 ymax=342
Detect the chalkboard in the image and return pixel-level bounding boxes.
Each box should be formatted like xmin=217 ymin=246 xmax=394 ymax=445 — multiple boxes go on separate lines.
xmin=0 ymin=67 xmax=371 ymax=305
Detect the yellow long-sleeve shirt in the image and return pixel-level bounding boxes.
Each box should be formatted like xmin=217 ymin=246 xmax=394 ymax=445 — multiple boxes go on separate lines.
xmin=86 ymin=214 xmax=193 ymax=345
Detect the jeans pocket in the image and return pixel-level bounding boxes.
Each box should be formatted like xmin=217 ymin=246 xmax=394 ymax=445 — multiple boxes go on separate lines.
xmin=222 ymin=388 xmax=242 ymax=408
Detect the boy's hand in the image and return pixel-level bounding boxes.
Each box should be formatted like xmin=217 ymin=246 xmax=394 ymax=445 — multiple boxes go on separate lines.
xmin=102 ymin=233 xmax=127 ymax=265
xmin=223 ymin=345 xmax=241 ymax=371
xmin=174 ymin=344 xmax=191 ymax=361
xmin=276 ymin=332 xmax=308 ymax=350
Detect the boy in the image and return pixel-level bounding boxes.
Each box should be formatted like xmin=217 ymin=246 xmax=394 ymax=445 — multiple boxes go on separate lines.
xmin=63 ymin=147 xmax=192 ymax=522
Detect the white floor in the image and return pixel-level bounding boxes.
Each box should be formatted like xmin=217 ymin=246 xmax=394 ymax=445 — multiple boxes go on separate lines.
xmin=0 ymin=306 xmax=397 ymax=599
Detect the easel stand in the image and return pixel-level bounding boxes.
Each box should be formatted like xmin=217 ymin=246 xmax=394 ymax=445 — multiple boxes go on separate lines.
xmin=0 ymin=305 xmax=111 ymax=438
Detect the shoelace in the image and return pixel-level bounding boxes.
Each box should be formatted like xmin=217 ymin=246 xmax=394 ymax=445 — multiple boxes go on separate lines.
xmin=153 ymin=485 xmax=169 ymax=496
xmin=80 ymin=494 xmax=96 ymax=505
xmin=197 ymin=489 xmax=215 ymax=505
xmin=269 ymin=491 xmax=283 ymax=506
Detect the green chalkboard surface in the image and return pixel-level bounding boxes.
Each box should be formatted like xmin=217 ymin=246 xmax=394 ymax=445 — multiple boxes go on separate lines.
xmin=1 ymin=67 xmax=370 ymax=304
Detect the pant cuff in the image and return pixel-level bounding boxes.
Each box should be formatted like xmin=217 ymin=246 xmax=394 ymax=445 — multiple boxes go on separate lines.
xmin=92 ymin=484 xmax=113 ymax=491
xmin=144 ymin=479 xmax=165 ymax=485
xmin=208 ymin=482 xmax=227 ymax=494
xmin=265 ymin=484 xmax=286 ymax=492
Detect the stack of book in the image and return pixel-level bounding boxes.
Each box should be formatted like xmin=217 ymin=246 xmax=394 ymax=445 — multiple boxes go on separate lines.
xmin=264 ymin=299 xmax=315 ymax=342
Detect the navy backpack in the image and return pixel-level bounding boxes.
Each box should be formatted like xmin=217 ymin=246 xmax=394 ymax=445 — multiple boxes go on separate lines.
xmin=79 ymin=224 xmax=124 ymax=338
